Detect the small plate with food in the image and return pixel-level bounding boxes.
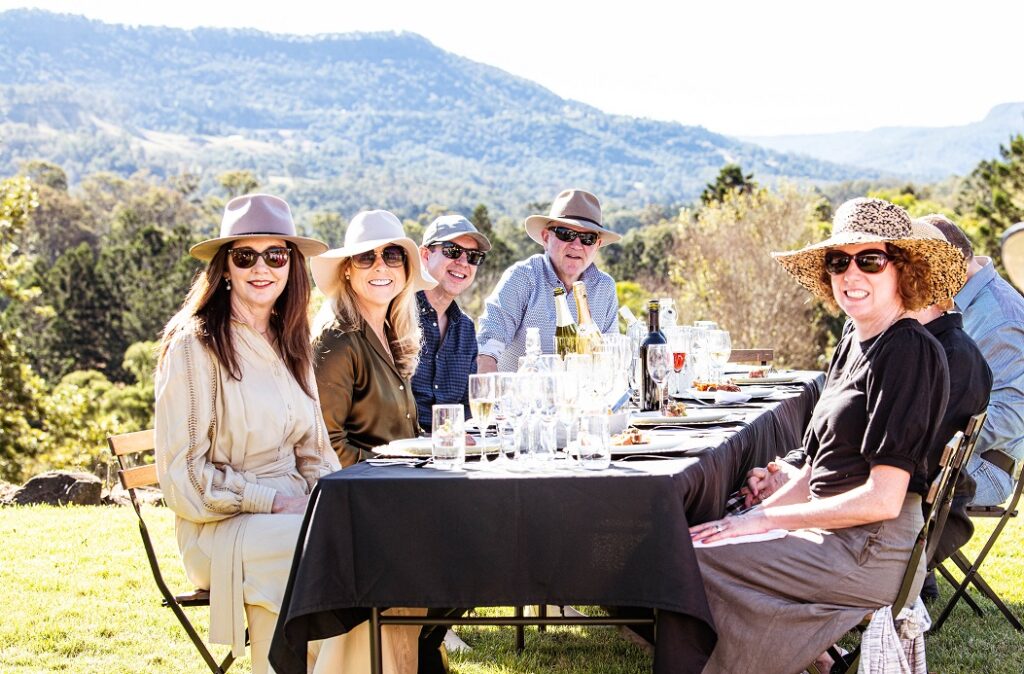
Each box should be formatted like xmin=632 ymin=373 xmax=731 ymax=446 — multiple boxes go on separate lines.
xmin=609 ymin=429 xmax=687 ymax=454
xmin=679 ymin=385 xmax=774 ymax=402
xmin=730 ymin=371 xmax=799 ymax=384
xmin=629 ymin=406 xmax=731 ymax=426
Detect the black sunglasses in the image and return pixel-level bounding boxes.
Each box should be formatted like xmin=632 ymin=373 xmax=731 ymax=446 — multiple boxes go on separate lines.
xmin=229 ymin=246 xmax=291 ymax=269
xmin=824 ymin=249 xmax=892 ymax=275
xmin=351 ymin=245 xmax=407 ymax=269
xmin=548 ymin=226 xmax=599 ymax=247
xmin=431 ymin=241 xmax=487 ymax=266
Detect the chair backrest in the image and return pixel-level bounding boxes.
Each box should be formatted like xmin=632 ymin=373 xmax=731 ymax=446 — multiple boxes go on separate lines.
xmin=892 ymin=430 xmax=966 ymax=615
xmin=727 ymin=348 xmax=774 ymax=366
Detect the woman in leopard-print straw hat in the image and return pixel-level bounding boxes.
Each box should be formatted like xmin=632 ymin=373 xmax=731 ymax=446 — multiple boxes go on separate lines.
xmin=686 ymin=198 xmax=967 ymax=673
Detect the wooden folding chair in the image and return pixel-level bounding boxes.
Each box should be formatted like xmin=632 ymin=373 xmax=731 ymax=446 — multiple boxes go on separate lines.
xmin=806 ymin=430 xmax=968 ymax=674
xmin=932 ymin=413 xmax=1023 ymax=632
xmin=727 ymin=348 xmax=774 ymax=366
xmin=108 ymin=429 xmax=245 ymax=674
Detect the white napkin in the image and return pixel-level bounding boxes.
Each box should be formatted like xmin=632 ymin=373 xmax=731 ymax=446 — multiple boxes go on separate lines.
xmin=692 ymin=529 xmax=787 ymax=548
xmin=713 ymin=390 xmax=751 ymax=404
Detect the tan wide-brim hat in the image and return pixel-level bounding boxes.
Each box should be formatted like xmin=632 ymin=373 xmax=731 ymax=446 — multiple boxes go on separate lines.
xmin=524 ymin=188 xmax=622 ymax=247
xmin=772 ymin=197 xmax=967 ymax=305
xmin=190 ymin=194 xmax=328 ymax=261
xmin=1002 ymin=221 xmax=1024 ymax=290
xmin=310 ymin=209 xmax=437 ymax=297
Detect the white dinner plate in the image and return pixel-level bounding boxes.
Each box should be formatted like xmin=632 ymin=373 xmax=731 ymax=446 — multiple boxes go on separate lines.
xmin=609 ymin=432 xmax=687 ymax=455
xmin=730 ymin=373 xmax=799 ymax=385
xmin=629 ymin=409 xmax=731 ymax=426
xmin=374 ymin=437 xmax=499 ymax=458
xmin=678 ymin=386 xmax=774 ymax=401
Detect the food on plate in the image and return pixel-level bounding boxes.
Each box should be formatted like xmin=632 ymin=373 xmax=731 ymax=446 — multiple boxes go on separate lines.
xmin=747 ymin=368 xmax=768 ymax=378
xmin=664 ymin=401 xmax=689 ymax=417
xmin=612 ymin=428 xmax=649 ymax=446
xmin=692 ymin=380 xmax=741 ymax=392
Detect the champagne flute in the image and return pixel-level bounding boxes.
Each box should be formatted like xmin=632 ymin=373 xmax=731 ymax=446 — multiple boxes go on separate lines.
xmin=492 ymin=373 xmax=516 ymax=465
xmin=706 ymin=329 xmax=732 ymax=383
xmin=468 ymin=373 xmax=497 ymax=462
xmin=645 ymin=344 xmax=672 ymax=415
xmin=668 ymin=327 xmax=692 ymax=397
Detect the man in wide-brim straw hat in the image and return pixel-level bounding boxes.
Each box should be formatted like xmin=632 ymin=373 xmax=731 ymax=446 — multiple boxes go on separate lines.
xmin=476 ymin=188 xmax=622 ymax=373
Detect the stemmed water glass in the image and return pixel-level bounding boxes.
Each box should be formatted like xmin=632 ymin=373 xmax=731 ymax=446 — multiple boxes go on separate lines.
xmin=556 ymin=370 xmax=580 ymax=461
xmin=706 ymin=329 xmax=732 ymax=383
xmin=535 ymin=373 xmax=559 ymax=465
xmin=468 ymin=373 xmax=496 ymax=463
xmin=646 ymin=343 xmax=672 ymax=415
xmin=492 ymin=373 xmax=516 ymax=465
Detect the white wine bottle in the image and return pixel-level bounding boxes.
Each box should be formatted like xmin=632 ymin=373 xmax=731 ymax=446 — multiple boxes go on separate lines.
xmin=553 ymin=287 xmax=579 ymax=357
xmin=572 ymin=281 xmax=604 ymax=354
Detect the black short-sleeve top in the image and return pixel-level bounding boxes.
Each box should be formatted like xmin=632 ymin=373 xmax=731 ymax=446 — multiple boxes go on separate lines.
xmin=804 ymin=318 xmax=950 ymax=498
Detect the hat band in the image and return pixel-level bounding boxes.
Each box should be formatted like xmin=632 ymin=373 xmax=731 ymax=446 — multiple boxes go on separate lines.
xmin=560 ymin=214 xmax=602 ymax=228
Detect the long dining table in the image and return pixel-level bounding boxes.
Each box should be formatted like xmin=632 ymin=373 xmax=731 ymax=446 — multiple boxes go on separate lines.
xmin=269 ymin=371 xmax=825 ymax=674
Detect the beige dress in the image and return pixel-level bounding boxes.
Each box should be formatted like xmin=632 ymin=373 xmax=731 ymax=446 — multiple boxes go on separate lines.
xmin=155 ymin=323 xmax=341 ymax=662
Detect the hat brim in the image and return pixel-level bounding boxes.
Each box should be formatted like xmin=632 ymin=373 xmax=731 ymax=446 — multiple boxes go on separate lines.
xmin=772 ymin=233 xmax=967 ymax=306
xmin=1002 ymin=223 xmax=1024 ymax=289
xmin=424 ymin=231 xmax=493 ymax=252
xmin=190 ymin=234 xmax=328 ymax=262
xmin=310 ymin=236 xmax=436 ymax=297
xmin=524 ymin=215 xmax=622 ymax=247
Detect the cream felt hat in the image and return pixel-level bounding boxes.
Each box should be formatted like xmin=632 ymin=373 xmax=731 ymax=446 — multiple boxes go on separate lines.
xmin=524 ymin=188 xmax=621 ymax=247
xmin=310 ymin=209 xmax=436 ymax=297
xmin=190 ymin=194 xmax=327 ymax=261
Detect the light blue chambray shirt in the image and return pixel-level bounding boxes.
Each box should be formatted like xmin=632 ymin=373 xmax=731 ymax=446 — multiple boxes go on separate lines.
xmin=955 ymin=257 xmax=1024 ymax=462
xmin=477 ymin=253 xmax=619 ymax=372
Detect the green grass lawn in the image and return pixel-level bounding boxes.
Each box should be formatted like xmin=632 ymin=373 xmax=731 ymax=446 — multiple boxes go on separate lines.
xmin=1 ymin=505 xmax=1021 ymax=673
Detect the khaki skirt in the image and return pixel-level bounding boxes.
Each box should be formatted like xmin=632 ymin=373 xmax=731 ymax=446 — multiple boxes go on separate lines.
xmin=695 ymin=495 xmax=924 ymax=674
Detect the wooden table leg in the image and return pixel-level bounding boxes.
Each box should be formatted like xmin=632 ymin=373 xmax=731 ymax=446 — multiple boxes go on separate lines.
xmin=370 ymin=607 xmax=383 ymax=674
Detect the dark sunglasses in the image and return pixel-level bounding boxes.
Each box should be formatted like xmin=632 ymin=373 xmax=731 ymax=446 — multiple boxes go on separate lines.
xmin=548 ymin=226 xmax=599 ymax=247
xmin=432 ymin=241 xmax=487 ymax=266
xmin=351 ymin=245 xmax=407 ymax=269
xmin=824 ymin=249 xmax=892 ymax=275
xmin=229 ymin=246 xmax=291 ymax=269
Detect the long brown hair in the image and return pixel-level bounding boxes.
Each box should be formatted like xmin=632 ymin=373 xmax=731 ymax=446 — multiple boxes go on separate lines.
xmin=159 ymin=241 xmax=317 ymax=397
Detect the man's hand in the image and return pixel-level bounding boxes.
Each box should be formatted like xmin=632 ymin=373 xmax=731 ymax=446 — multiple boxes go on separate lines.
xmin=476 ymin=354 xmax=498 ymax=374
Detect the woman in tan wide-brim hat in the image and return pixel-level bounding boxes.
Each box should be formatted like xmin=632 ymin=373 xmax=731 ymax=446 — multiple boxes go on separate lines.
xmin=310 ymin=209 xmax=436 ymax=466
xmin=687 ymin=197 xmax=966 ymax=673
xmin=155 ymin=194 xmax=343 ymax=674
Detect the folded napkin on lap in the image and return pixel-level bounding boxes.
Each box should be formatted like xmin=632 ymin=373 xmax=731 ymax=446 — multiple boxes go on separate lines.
xmin=692 ymin=529 xmax=787 ymax=548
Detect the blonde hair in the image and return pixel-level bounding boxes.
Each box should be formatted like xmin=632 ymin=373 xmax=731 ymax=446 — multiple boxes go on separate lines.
xmin=312 ymin=258 xmax=422 ymax=379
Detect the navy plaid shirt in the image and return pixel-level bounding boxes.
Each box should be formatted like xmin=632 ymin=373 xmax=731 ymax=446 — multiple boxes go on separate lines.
xmin=412 ymin=291 xmax=478 ymax=431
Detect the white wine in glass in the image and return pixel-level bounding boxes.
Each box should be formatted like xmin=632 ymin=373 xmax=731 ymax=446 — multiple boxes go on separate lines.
xmin=468 ymin=373 xmax=497 ymax=461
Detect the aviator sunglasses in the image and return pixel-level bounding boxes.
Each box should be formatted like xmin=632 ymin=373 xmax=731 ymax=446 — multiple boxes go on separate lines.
xmin=548 ymin=226 xmax=599 ymax=247
xmin=229 ymin=246 xmax=291 ymax=269
xmin=431 ymin=241 xmax=487 ymax=266
xmin=824 ymin=249 xmax=893 ymax=275
xmin=351 ymin=245 xmax=407 ymax=269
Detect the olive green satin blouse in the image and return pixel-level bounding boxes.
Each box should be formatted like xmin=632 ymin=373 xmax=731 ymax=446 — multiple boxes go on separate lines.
xmin=313 ymin=321 xmax=420 ymax=467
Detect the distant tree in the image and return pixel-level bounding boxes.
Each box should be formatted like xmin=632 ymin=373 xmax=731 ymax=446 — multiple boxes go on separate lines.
xmin=958 ymin=134 xmax=1024 ymax=271
xmin=701 ymin=164 xmax=757 ymax=206
xmin=217 ymin=170 xmax=260 ymax=199
xmin=0 ymin=175 xmax=46 ymax=480
xmin=464 ymin=204 xmax=519 ymax=315
xmin=308 ymin=212 xmax=347 ymax=249
xmin=18 ymin=159 xmax=68 ymax=192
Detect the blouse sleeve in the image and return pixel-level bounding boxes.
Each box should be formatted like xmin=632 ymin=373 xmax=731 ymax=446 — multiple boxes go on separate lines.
xmin=295 ymin=367 xmax=342 ymax=489
xmin=155 ymin=334 xmax=276 ymax=522
xmin=861 ymin=327 xmax=949 ymax=474
xmin=313 ymin=329 xmax=363 ymax=467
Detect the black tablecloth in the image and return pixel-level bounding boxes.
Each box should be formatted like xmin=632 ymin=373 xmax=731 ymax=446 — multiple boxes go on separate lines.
xmin=270 ymin=371 xmax=824 ymax=674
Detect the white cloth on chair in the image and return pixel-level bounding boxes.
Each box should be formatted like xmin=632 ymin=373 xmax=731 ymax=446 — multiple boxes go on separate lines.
xmin=858 ymin=598 xmax=930 ymax=674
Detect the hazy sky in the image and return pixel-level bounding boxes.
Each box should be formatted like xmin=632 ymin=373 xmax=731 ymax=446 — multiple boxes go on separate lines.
xmin=4 ymin=0 xmax=1023 ymax=137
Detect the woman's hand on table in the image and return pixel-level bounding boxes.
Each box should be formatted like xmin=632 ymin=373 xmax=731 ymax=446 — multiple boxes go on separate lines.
xmin=271 ymin=493 xmax=309 ymax=514
xmin=690 ymin=510 xmax=771 ymax=544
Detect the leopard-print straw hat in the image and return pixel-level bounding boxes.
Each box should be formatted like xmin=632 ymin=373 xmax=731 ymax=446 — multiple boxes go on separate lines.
xmin=772 ymin=197 xmax=967 ymax=305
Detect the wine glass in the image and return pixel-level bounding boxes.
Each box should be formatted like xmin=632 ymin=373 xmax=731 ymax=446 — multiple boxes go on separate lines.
xmin=492 ymin=373 xmax=516 ymax=465
xmin=590 ymin=349 xmax=616 ymax=412
xmin=535 ymin=373 xmax=559 ymax=466
xmin=468 ymin=373 xmax=496 ymax=462
xmin=555 ymin=370 xmax=580 ymax=461
xmin=645 ymin=344 xmax=672 ymax=415
xmin=706 ymin=329 xmax=732 ymax=383
xmin=667 ymin=327 xmax=692 ymax=397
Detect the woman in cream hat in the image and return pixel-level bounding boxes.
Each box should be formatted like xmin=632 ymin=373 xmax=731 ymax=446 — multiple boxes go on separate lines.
xmin=311 ymin=209 xmax=437 ymax=467
xmin=155 ymin=194 xmax=342 ymax=674
xmin=687 ymin=197 xmax=966 ymax=673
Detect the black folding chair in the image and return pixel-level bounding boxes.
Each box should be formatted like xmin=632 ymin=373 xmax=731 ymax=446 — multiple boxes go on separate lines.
xmin=806 ymin=430 xmax=969 ymax=674
xmin=108 ymin=429 xmax=246 ymax=674
xmin=932 ymin=417 xmax=1023 ymax=632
